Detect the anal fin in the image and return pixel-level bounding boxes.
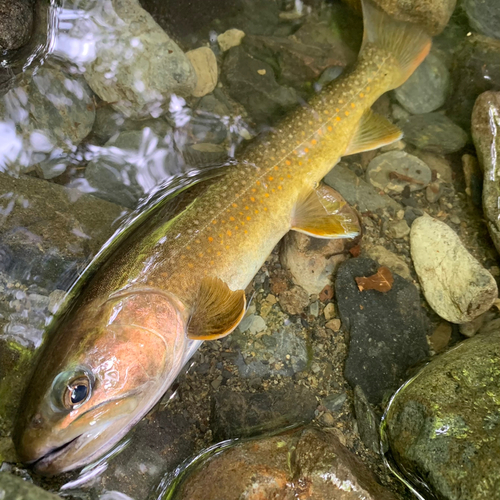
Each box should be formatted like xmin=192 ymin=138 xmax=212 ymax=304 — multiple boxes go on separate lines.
xmin=292 ymin=184 xmax=361 ymax=239
xmin=345 ymin=109 xmax=403 ymax=156
xmin=187 ymin=277 xmax=246 ymax=340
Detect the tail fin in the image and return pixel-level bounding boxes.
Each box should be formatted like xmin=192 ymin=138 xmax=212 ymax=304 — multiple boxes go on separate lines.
xmin=360 ymin=0 xmax=431 ymax=88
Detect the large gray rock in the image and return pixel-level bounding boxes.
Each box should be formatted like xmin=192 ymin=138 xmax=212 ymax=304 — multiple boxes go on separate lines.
xmin=383 ymin=319 xmax=500 ymax=500
xmin=410 ymin=214 xmax=498 ymax=324
xmin=471 ymin=91 xmax=500 ymax=254
xmin=463 ymin=0 xmax=500 ymax=40
xmin=0 ymin=472 xmax=62 ymax=500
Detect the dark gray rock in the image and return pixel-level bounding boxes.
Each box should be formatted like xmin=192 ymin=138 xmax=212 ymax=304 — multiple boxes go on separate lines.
xmin=393 ymin=52 xmax=450 ymax=114
xmin=0 ymin=472 xmax=61 ymax=500
xmin=211 ymin=384 xmax=317 ymax=441
xmin=401 ymin=112 xmax=468 ymax=154
xmin=354 ymin=385 xmax=380 ymax=454
xmin=383 ymin=319 xmax=500 ymax=500
xmin=463 ymin=0 xmax=500 ymax=41
xmin=336 ymin=258 xmax=429 ymax=405
xmin=0 ymin=0 xmax=34 ymax=50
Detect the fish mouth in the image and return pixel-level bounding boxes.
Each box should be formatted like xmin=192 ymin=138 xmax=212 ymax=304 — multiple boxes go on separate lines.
xmin=31 ymin=434 xmax=82 ymax=474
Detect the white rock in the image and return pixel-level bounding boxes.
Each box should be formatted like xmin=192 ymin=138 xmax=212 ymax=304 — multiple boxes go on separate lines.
xmin=186 ymin=47 xmax=218 ymax=97
xmin=217 ymin=29 xmax=245 ymax=52
xmin=410 ymin=215 xmax=498 ymax=324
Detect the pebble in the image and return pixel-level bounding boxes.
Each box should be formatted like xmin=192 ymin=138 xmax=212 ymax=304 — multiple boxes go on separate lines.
xmin=322 ymin=392 xmax=347 ymax=412
xmin=325 ymin=318 xmax=341 ymax=332
xmin=185 ymin=47 xmax=218 ymax=98
xmin=323 ymin=302 xmax=336 ymax=320
xmin=383 ymin=319 xmax=500 ymax=500
xmin=278 ymin=285 xmax=309 ymax=315
xmin=217 ymin=28 xmax=245 ymax=52
xmin=393 ymin=52 xmax=450 ymax=114
xmin=364 ymin=245 xmax=411 ymax=280
xmin=385 ymin=219 xmax=410 ymax=239
xmin=336 ymin=258 xmax=429 ymax=404
xmin=410 ymin=214 xmax=498 ymax=324
xmin=366 ymin=151 xmax=432 ymax=194
xmin=428 ymin=321 xmax=452 ymax=352
xmin=0 ymin=0 xmax=34 ymax=50
xmin=463 ymin=0 xmax=500 ymax=40
xmin=309 ymin=301 xmax=319 ymax=317
xmin=425 ymin=181 xmax=443 ymax=203
xmin=413 ymin=150 xmax=453 ymax=183
xmin=401 ymin=113 xmax=468 ymax=154
xmin=238 ymin=314 xmax=266 ymax=334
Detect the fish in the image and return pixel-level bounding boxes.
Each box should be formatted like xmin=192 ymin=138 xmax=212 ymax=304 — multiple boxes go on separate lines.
xmin=14 ymin=0 xmax=431 ymax=476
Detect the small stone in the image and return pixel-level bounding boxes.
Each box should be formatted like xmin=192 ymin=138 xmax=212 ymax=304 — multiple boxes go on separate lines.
xmin=428 ymin=322 xmax=452 ymax=352
xmin=410 ymin=214 xmax=498 ymax=324
xmin=364 ymin=245 xmax=411 ymax=280
xmin=323 ymin=302 xmax=336 ymax=320
xmin=0 ymin=472 xmax=61 ymax=499
xmin=322 ymin=392 xmax=347 ymax=412
xmin=458 ymin=312 xmax=491 ymax=338
xmin=217 ymin=28 xmax=245 ymax=52
xmin=425 ymin=181 xmax=443 ymax=203
xmin=325 ymin=319 xmax=341 ymax=332
xmin=354 ymin=386 xmax=380 ymax=454
xmin=366 ymin=151 xmax=432 ymax=193
xmin=463 ymin=0 xmax=500 ymax=40
xmin=211 ymin=375 xmax=223 ymax=390
xmin=320 ymin=412 xmax=335 ymax=426
xmin=238 ymin=314 xmax=266 ymax=334
xmin=449 ymin=215 xmax=460 ymax=225
xmin=413 ymin=150 xmax=453 ymax=183
xmin=401 ymin=113 xmax=468 ymax=154
xmin=385 ymin=219 xmax=410 ymax=239
xmin=393 ymin=52 xmax=450 ymax=114
xmin=309 ymin=301 xmax=319 ymax=317
xmin=0 ymin=0 xmax=34 ymax=50
xmin=278 ymin=285 xmax=309 ymax=315
xmin=186 ymin=47 xmax=218 ymax=98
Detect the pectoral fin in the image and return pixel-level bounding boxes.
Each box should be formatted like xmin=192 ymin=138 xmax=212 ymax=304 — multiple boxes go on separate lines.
xmin=345 ymin=109 xmax=403 ymax=155
xmin=187 ymin=277 xmax=246 ymax=340
xmin=292 ymin=184 xmax=361 ymax=239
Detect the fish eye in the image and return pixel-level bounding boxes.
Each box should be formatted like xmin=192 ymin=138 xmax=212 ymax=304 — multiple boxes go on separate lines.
xmin=62 ymin=376 xmax=92 ymax=410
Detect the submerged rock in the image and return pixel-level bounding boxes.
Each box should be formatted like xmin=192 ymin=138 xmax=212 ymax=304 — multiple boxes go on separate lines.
xmin=336 ymin=258 xmax=429 ymax=405
xmin=0 ymin=472 xmax=61 ymax=500
xmin=463 ymin=0 xmax=500 ymax=41
xmin=471 ymin=91 xmax=500 ymax=254
xmin=383 ymin=319 xmax=500 ymax=500
xmin=410 ymin=214 xmax=498 ymax=324
xmin=185 ymin=47 xmax=218 ymax=98
xmin=0 ymin=0 xmax=34 ymax=50
xmin=163 ymin=426 xmax=398 ymax=500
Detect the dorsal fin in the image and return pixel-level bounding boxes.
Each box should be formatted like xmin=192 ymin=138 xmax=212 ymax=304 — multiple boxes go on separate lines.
xmin=187 ymin=277 xmax=246 ymax=340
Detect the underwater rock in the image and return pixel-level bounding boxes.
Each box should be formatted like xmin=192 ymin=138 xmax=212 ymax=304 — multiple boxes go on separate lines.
xmin=324 ymin=163 xmax=402 ymax=213
xmin=448 ymin=34 xmax=500 ymax=131
xmin=384 ymin=219 xmax=410 ymax=239
xmin=364 ymin=245 xmax=411 ymax=280
xmin=164 ymin=426 xmax=398 ymax=500
xmin=383 ymin=319 xmax=500 ymax=500
xmin=413 ymin=150 xmax=453 ymax=183
xmin=280 ymin=231 xmax=347 ymax=295
xmin=401 ymin=112 xmax=468 ymax=154
xmin=217 ymin=29 xmax=246 ymax=52
xmin=471 ymin=91 xmax=500 ymax=254
xmin=393 ymin=52 xmax=450 ymax=114
xmin=366 ymin=151 xmax=432 ymax=194
xmin=79 ymin=0 xmax=196 ymax=118
xmin=185 ymin=47 xmax=218 ymax=98
xmin=211 ymin=384 xmax=317 ymax=441
xmin=410 ymin=214 xmax=498 ymax=324
xmin=463 ymin=0 xmax=500 ymax=41
xmin=277 ymin=285 xmax=309 ymax=315
xmin=0 ymin=0 xmax=34 ymax=50
xmin=354 ymin=385 xmax=380 ymax=454
xmin=0 ymin=67 xmax=95 ymax=176
xmin=222 ymin=45 xmax=298 ymax=124
xmin=0 ymin=472 xmax=61 ymax=500
xmin=0 ymin=172 xmax=126 ymax=290
xmin=340 ymin=0 xmax=456 ymax=36
xmin=336 ymin=258 xmax=429 ymax=405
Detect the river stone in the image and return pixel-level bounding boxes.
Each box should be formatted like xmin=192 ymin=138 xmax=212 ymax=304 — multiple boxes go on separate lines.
xmin=185 ymin=47 xmax=218 ymax=98
xmin=410 ymin=214 xmax=498 ymax=324
xmin=401 ymin=113 xmax=468 ymax=154
xmin=366 ymin=151 xmax=432 ymax=193
xmin=78 ymin=0 xmax=196 ymax=118
xmin=364 ymin=245 xmax=411 ymax=280
xmin=336 ymin=258 xmax=429 ymax=405
xmin=217 ymin=29 xmax=245 ymax=52
xmin=393 ymin=52 xmax=450 ymax=114
xmin=383 ymin=319 xmax=500 ymax=500
xmin=0 ymin=0 xmax=34 ymax=50
xmin=471 ymin=91 xmax=500 ymax=254
xmin=463 ymin=0 xmax=500 ymax=40
xmin=0 ymin=67 xmax=95 ymax=175
xmin=167 ymin=426 xmax=398 ymax=500
xmin=0 ymin=472 xmax=62 ymax=500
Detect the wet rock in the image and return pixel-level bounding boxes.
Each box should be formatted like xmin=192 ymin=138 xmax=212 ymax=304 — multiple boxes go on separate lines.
xmin=322 ymin=392 xmax=347 ymax=412
xmin=0 ymin=172 xmax=126 ymax=290
xmin=222 ymin=45 xmax=298 ymax=124
xmin=364 ymin=245 xmax=411 ymax=280
xmin=77 ymin=0 xmax=196 ymax=118
xmin=401 ymin=112 xmax=468 ymax=154
xmin=165 ymin=426 xmax=398 ymax=500
xmin=185 ymin=47 xmax=218 ymax=98
xmin=325 ymin=318 xmax=341 ymax=332
xmin=211 ymin=384 xmax=317 ymax=440
xmin=471 ymin=91 xmax=500 ymax=253
xmin=425 ymin=181 xmax=443 ymax=203
xmin=354 ymin=386 xmax=380 ymax=454
xmin=280 ymin=231 xmax=347 ymax=295
xmin=366 ymin=151 xmax=432 ymax=194
xmin=336 ymin=258 xmax=428 ymax=404
xmin=324 ymin=163 xmax=402 ymax=213
xmin=384 ymin=219 xmax=410 ymax=239
xmin=411 ymin=215 xmax=498 ymax=323
xmin=393 ymin=52 xmax=450 ymax=114
xmin=428 ymin=321 xmax=452 ymax=352
xmin=341 ymin=0 xmax=456 ymax=36
xmin=237 ymin=313 xmax=266 ymax=334
xmin=383 ymin=319 xmax=500 ymax=500
xmin=0 ymin=472 xmax=61 ymax=500
xmin=413 ymin=150 xmax=453 ymax=183
xmin=0 ymin=0 xmax=34 ymax=50
xmin=448 ymin=34 xmax=500 ymax=131
xmin=0 ymin=67 xmax=95 ymax=176
xmin=217 ymin=29 xmax=245 ymax=52
xmin=278 ymin=285 xmax=309 ymax=315
xmin=461 ymin=153 xmax=482 ymax=206
xmin=336 ymin=258 xmax=428 ymax=405
xmin=463 ymin=0 xmax=500 ymax=40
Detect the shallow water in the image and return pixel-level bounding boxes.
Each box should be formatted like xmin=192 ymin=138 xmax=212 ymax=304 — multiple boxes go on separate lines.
xmin=1 ymin=0 xmax=499 ymax=499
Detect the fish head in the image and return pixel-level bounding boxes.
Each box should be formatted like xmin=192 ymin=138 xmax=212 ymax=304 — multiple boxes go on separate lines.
xmin=15 ymin=288 xmax=188 ymax=475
